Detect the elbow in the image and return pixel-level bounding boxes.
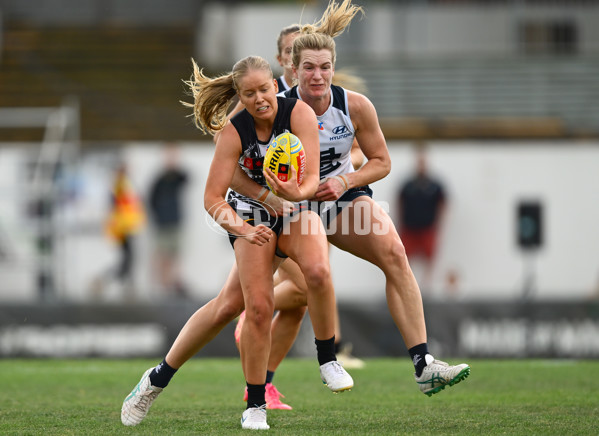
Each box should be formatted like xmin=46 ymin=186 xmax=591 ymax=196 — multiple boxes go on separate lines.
xmin=380 ymin=158 xmax=392 ymax=178
xmin=204 ymin=194 xmax=217 ymax=213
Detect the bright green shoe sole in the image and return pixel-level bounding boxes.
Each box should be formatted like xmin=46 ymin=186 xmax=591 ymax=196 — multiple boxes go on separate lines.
xmin=425 ymin=366 xmax=471 ymax=397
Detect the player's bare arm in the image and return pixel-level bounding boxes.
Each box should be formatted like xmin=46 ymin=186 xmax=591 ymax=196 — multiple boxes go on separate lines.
xmin=345 ymin=91 xmax=391 ymax=188
xmin=205 ymin=124 xmax=272 ymax=245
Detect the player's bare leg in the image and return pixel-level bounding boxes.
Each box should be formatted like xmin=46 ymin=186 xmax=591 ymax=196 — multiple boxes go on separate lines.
xmin=327 ymin=196 xmax=469 ymax=393
xmin=166 ymin=264 xmax=245 ymax=367
xmin=122 ymin=264 xmax=246 ymax=426
xmin=328 ymin=197 xmax=426 ymax=348
xmin=277 ymin=211 xmax=353 ymax=392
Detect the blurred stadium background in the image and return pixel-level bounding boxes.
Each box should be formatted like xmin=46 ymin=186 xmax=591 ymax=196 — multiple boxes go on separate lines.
xmin=1 ymin=0 xmax=598 ymax=360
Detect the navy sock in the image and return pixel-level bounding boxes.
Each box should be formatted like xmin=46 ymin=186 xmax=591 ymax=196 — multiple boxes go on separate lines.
xmin=246 ymin=382 xmax=266 ymax=409
xmin=315 ymin=336 xmax=336 ymax=366
xmin=265 ymin=370 xmax=275 ymax=384
xmin=149 ymin=359 xmax=178 ymax=388
xmin=408 ymin=343 xmax=429 ymax=377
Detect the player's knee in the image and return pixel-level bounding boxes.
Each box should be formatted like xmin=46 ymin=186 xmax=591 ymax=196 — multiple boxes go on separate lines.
xmin=246 ymin=299 xmax=275 ymax=329
xmin=280 ymin=306 xmax=307 ymax=323
xmin=214 ymin=298 xmax=244 ymax=325
xmin=386 ymin=239 xmax=409 ymax=270
xmin=302 ymin=261 xmax=331 ymax=290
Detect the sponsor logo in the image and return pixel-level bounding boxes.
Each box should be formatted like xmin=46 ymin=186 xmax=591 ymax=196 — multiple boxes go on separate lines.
xmin=460 ymin=319 xmax=599 ymax=357
xmin=243 ymin=157 xmax=263 ymax=170
xmin=268 ymin=146 xmax=287 ymax=174
xmin=332 ymin=125 xmax=347 ymax=135
xmin=295 ymin=153 xmax=306 ymax=185
xmin=0 ymin=324 xmax=165 ymax=357
xmin=413 ymin=354 xmax=422 ymax=367
xmin=278 ymin=164 xmax=289 ymax=181
xmin=329 ymin=125 xmax=352 ymax=141
xmin=329 ymin=133 xmax=352 ymax=141
xmin=318 ymin=121 xmax=324 ymax=131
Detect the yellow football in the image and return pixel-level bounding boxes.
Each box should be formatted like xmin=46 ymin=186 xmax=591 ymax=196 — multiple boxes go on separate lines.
xmin=264 ymin=132 xmax=306 ymax=194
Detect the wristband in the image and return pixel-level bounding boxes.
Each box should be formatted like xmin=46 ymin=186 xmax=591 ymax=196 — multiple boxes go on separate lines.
xmin=257 ymin=187 xmax=269 ymax=202
xmin=331 ymin=175 xmax=349 ymax=192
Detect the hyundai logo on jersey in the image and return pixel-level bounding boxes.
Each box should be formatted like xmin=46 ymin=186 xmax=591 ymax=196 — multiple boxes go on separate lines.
xmin=332 ymin=125 xmax=347 ymax=135
xmin=329 ymin=125 xmax=352 ymax=141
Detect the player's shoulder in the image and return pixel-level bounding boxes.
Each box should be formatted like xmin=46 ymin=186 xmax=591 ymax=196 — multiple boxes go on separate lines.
xmin=217 ymin=120 xmax=242 ymax=145
xmin=290 ymin=98 xmax=317 ymax=121
xmin=346 ymin=88 xmax=373 ymax=111
xmin=346 ymin=89 xmax=376 ymax=121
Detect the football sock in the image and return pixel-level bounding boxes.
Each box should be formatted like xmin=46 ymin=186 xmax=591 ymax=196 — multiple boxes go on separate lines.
xmin=246 ymin=382 xmax=266 ymax=409
xmin=265 ymin=370 xmax=275 ymax=384
xmin=315 ymin=336 xmax=336 ymax=366
xmin=408 ymin=343 xmax=430 ymax=377
xmin=149 ymin=359 xmax=178 ymax=388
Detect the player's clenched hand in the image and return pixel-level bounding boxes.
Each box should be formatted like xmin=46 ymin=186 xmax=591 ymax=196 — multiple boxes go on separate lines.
xmin=243 ymin=224 xmax=274 ymax=246
xmin=313 ymin=176 xmax=347 ymax=201
xmin=258 ymin=188 xmax=296 ymax=217
xmin=263 ymin=165 xmax=301 ymax=202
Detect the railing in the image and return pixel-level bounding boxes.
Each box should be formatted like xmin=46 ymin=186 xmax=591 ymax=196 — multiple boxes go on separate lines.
xmin=0 ymin=98 xmax=80 ymax=300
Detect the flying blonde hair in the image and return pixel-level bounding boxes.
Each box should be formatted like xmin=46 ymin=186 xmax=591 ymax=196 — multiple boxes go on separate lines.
xmin=277 ymin=21 xmax=366 ymax=93
xmin=181 ymin=56 xmax=272 ymax=135
xmin=292 ymin=0 xmax=364 ymax=68
xmin=333 ymin=69 xmax=367 ymax=94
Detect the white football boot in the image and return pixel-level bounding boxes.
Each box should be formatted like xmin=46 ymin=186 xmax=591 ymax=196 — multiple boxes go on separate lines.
xmin=319 ymin=361 xmax=354 ymax=392
xmin=241 ymin=405 xmax=270 ymax=430
xmin=121 ymin=368 xmax=163 ymax=426
xmin=414 ymin=354 xmax=470 ymax=396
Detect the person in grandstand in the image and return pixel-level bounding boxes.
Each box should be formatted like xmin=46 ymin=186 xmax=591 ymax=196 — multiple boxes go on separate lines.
xmin=396 ymin=143 xmax=447 ymax=295
xmin=90 ymin=161 xmax=145 ymax=301
xmin=121 ymin=55 xmax=352 ymax=431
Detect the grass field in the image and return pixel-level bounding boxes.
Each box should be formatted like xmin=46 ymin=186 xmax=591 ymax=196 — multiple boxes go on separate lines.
xmin=1 ymin=358 xmax=597 ymax=435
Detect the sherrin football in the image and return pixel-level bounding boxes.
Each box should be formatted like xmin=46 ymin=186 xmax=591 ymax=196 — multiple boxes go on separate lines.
xmin=264 ymin=132 xmax=306 ymax=194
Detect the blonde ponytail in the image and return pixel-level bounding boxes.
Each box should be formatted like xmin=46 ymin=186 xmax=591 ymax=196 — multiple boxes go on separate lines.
xmin=182 ymin=56 xmax=273 ymax=136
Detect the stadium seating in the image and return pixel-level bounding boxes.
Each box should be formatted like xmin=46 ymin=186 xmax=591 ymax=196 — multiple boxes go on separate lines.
xmin=0 ymin=24 xmax=199 ymax=142
xmin=356 ymin=56 xmax=599 ymax=139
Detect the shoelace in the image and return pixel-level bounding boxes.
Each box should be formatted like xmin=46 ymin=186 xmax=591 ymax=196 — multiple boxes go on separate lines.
xmin=266 ymin=384 xmax=285 ymax=400
xmin=329 ymin=361 xmax=346 ymax=374
xmin=247 ymin=405 xmax=267 ymax=421
xmin=134 ymin=388 xmax=159 ymax=412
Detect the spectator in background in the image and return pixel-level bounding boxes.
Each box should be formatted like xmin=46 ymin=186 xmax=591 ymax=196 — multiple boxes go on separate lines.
xmin=397 ymin=143 xmax=447 ymax=296
xmin=91 ymin=161 xmax=145 ymax=301
xmin=148 ymin=143 xmax=189 ymax=297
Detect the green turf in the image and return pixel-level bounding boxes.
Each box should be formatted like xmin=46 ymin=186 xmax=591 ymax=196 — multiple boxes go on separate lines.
xmin=1 ymin=358 xmax=597 ymax=435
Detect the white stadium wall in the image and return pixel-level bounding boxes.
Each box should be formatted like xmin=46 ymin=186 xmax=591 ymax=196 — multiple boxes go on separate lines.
xmin=2 ymin=141 xmax=598 ymax=303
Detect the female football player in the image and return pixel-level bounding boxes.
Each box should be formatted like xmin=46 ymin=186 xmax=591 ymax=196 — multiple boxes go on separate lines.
xmin=121 ymin=55 xmax=352 ymax=430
